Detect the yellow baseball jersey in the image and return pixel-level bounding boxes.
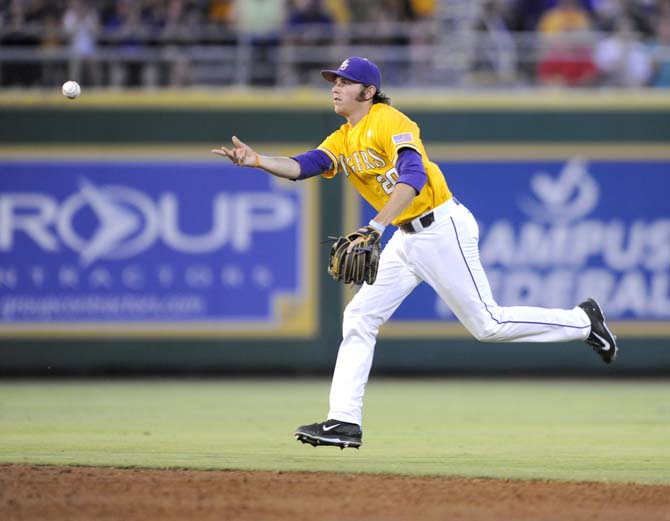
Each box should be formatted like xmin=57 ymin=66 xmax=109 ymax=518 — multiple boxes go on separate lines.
xmin=317 ymin=103 xmax=452 ymax=225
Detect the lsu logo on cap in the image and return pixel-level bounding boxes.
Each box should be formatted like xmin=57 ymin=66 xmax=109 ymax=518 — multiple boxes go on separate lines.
xmin=392 ymin=133 xmax=414 ymax=145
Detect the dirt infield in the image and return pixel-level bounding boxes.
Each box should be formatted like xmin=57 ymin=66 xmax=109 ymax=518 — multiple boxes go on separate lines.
xmin=2 ymin=464 xmax=669 ymax=521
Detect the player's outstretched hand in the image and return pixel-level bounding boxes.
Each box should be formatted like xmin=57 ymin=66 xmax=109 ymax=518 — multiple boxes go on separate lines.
xmin=211 ymin=136 xmax=259 ymax=167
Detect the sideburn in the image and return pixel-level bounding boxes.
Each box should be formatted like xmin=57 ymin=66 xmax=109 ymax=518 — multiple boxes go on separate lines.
xmin=355 ymin=85 xmax=374 ymax=102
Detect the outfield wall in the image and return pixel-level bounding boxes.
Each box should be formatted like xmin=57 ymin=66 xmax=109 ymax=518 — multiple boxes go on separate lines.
xmin=0 ymin=90 xmax=668 ymax=374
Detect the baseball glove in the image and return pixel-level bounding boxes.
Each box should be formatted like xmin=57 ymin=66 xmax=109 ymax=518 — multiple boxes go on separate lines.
xmin=328 ymin=226 xmax=381 ymax=285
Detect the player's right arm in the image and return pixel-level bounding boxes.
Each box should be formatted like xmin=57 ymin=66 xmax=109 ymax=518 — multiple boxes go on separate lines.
xmin=211 ymin=136 xmax=301 ymax=180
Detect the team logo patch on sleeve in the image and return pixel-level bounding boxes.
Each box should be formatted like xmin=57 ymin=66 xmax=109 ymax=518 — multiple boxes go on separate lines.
xmin=392 ymin=133 xmax=414 ymax=145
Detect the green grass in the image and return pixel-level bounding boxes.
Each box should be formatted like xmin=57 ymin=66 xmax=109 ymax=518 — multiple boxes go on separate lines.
xmin=0 ymin=379 xmax=668 ymax=484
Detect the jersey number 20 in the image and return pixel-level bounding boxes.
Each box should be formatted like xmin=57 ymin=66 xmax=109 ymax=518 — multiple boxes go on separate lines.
xmin=377 ymin=167 xmax=399 ymax=195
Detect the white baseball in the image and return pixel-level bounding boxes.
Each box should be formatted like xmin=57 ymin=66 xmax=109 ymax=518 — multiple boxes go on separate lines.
xmin=62 ymin=81 xmax=81 ymax=99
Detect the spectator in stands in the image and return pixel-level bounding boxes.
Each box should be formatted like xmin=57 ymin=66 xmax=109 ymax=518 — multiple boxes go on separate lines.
xmin=592 ymin=0 xmax=655 ymax=35
xmin=537 ymin=28 xmax=598 ymax=86
xmin=209 ymin=0 xmax=235 ymax=24
xmin=143 ymin=0 xmax=169 ymax=34
xmin=507 ymin=0 xmax=592 ymax=32
xmin=207 ymin=0 xmax=237 ymax=53
xmin=383 ymin=0 xmax=416 ymax=22
xmin=471 ymin=0 xmax=518 ymax=86
xmin=0 ymin=0 xmax=41 ymax=85
xmin=152 ymin=0 xmax=197 ymax=87
xmin=593 ymin=15 xmax=652 ymax=87
xmin=287 ymin=0 xmax=334 ymax=27
xmin=102 ymin=0 xmax=147 ymax=86
xmin=39 ymin=2 xmax=64 ymax=86
xmin=285 ymin=0 xmax=335 ymax=46
xmin=406 ymin=0 xmax=437 ymax=84
xmin=537 ymin=0 xmax=592 ymax=34
xmin=283 ymin=0 xmax=336 ymax=85
xmin=62 ymin=0 xmax=101 ymax=86
xmin=592 ymin=0 xmax=627 ymax=30
xmin=322 ymin=0 xmax=350 ymax=25
xmin=347 ymin=0 xmax=379 ymax=26
xmin=233 ymin=0 xmax=287 ymax=85
xmin=533 ymin=0 xmax=596 ymax=87
xmin=648 ymin=2 xmax=670 ymax=87
xmin=507 ymin=0 xmax=548 ymax=32
xmin=25 ymin=0 xmax=63 ymax=26
xmin=346 ymin=0 xmax=416 ymax=84
xmin=347 ymin=0 xmax=415 ymax=45
xmin=409 ymin=0 xmax=436 ymax=20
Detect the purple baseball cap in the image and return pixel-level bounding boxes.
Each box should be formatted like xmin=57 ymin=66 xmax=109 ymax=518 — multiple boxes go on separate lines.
xmin=321 ymin=57 xmax=382 ymax=92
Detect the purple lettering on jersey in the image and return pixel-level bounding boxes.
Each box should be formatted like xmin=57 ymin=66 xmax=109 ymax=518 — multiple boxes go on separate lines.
xmin=396 ymin=148 xmax=427 ymax=194
xmin=292 ymin=149 xmax=332 ymax=179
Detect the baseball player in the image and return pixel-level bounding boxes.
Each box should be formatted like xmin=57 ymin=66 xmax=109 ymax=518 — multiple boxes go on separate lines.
xmin=212 ymin=57 xmax=619 ymax=449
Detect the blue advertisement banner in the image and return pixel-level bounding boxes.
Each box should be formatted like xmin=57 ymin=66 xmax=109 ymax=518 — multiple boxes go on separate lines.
xmin=0 ymin=159 xmax=316 ymax=337
xmin=357 ymin=156 xmax=670 ymax=337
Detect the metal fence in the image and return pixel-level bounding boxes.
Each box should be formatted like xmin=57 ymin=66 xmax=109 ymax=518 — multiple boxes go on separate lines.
xmin=0 ymin=21 xmax=666 ymax=89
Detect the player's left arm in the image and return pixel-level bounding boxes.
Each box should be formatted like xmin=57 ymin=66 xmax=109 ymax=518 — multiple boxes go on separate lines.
xmin=368 ymin=110 xmax=428 ymax=228
xmin=370 ymin=182 xmax=417 ymax=227
xmin=345 ymin=150 xmax=424 ymax=253
xmin=372 ymin=148 xmax=427 ymax=227
xmin=340 ymin=148 xmax=426 ymax=259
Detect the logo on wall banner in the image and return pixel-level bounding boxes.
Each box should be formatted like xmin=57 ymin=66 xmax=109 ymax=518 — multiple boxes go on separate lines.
xmin=0 ymin=160 xmax=314 ymax=335
xmin=519 ymin=157 xmax=598 ymax=224
xmin=361 ymin=156 xmax=670 ymax=330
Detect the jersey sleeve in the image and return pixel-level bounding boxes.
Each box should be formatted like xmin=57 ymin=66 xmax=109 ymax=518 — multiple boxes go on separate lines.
xmin=316 ymin=128 xmax=343 ymax=179
xmin=396 ymin=148 xmax=427 ymax=194
xmin=291 ymin=149 xmax=333 ymax=179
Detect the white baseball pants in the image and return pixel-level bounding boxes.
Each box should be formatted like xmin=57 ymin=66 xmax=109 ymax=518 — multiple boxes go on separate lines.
xmin=328 ymin=198 xmax=591 ymax=426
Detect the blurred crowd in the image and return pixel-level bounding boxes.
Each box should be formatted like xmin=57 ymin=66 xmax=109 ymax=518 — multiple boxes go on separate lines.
xmin=0 ymin=0 xmax=669 ymax=88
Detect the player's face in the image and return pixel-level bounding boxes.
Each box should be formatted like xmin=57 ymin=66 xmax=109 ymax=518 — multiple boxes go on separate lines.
xmin=331 ymin=77 xmax=366 ymax=116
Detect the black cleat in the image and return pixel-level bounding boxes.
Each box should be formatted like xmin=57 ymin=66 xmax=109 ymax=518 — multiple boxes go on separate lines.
xmin=578 ymin=298 xmax=618 ymax=364
xmin=294 ymin=419 xmax=362 ymax=449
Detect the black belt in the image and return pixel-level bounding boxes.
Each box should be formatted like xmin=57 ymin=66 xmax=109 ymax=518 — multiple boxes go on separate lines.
xmin=399 ymin=212 xmax=435 ymax=234
xmin=399 ymin=198 xmax=460 ymax=234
